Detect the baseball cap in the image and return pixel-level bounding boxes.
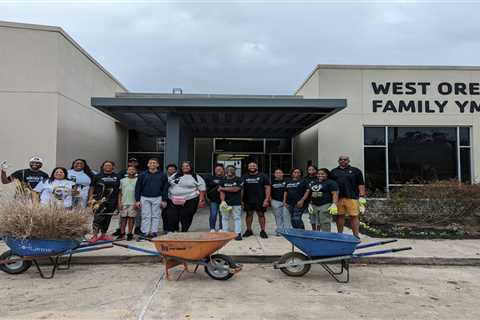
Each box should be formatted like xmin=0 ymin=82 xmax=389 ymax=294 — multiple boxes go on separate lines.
xmin=29 ymin=156 xmax=44 ymax=164
xmin=128 ymin=157 xmax=138 ymax=162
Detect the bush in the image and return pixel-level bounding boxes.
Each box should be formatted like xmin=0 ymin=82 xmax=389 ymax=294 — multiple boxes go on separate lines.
xmin=0 ymin=200 xmax=92 ymax=240
xmin=364 ymin=181 xmax=480 ymax=226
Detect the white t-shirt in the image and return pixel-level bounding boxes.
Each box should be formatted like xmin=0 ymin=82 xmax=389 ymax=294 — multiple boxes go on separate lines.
xmin=67 ymin=169 xmax=91 ymax=201
xmin=168 ymin=174 xmax=206 ymax=200
xmin=34 ymin=179 xmax=75 ymax=208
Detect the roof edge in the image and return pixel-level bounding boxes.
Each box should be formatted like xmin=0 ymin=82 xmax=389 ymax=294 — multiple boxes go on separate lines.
xmin=0 ymin=20 xmax=128 ymax=92
xmin=295 ymin=63 xmax=480 ymax=95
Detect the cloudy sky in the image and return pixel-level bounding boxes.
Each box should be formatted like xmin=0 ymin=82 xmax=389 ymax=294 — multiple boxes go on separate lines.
xmin=1 ymin=0 xmax=479 ymax=94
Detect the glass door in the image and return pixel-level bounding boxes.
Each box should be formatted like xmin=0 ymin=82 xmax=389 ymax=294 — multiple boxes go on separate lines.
xmin=214 ymin=153 xmax=265 ymax=176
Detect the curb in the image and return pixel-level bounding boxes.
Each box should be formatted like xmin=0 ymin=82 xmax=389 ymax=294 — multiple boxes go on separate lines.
xmin=62 ymin=255 xmax=480 ymax=267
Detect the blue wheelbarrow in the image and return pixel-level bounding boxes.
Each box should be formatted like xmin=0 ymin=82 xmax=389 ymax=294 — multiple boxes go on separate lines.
xmin=0 ymin=237 xmax=113 ymax=279
xmin=273 ymin=229 xmax=412 ymax=283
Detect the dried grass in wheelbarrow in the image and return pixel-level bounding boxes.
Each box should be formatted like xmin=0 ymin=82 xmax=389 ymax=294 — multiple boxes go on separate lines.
xmin=0 ymin=200 xmax=92 ymax=240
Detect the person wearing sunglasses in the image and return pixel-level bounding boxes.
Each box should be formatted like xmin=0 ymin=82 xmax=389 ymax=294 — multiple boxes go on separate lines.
xmin=330 ymin=155 xmax=366 ymax=238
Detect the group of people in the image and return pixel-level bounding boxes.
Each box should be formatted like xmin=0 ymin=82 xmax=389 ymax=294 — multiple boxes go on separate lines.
xmin=0 ymin=154 xmax=366 ymax=242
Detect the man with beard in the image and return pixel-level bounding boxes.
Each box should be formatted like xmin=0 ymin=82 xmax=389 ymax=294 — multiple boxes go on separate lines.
xmin=1 ymin=156 xmax=48 ymax=199
xmin=241 ymin=162 xmax=271 ymax=239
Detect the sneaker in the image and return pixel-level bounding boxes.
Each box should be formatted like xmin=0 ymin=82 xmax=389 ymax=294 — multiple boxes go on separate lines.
xmin=210 ymin=229 xmax=216 ymax=232
xmin=88 ymin=235 xmax=98 ymax=243
xmin=242 ymin=229 xmax=254 ymax=237
xmin=126 ymin=234 xmax=133 ymax=241
xmin=235 ymin=233 xmax=242 ymax=241
xmin=112 ymin=229 xmax=121 ymax=237
xmin=98 ymin=235 xmax=113 ymax=241
xmin=134 ymin=227 xmax=142 ymax=235
xmin=115 ymin=234 xmax=125 ymax=241
xmin=260 ymin=230 xmax=268 ymax=239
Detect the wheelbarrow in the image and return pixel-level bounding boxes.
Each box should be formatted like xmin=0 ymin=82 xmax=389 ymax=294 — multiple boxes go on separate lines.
xmin=0 ymin=237 xmax=113 ymax=279
xmin=115 ymin=232 xmax=242 ymax=281
xmin=273 ymin=229 xmax=412 ymax=283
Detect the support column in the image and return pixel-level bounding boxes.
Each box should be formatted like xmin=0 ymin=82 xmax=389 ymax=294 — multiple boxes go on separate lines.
xmin=165 ymin=112 xmax=181 ymax=169
xmin=165 ymin=112 xmax=194 ymax=170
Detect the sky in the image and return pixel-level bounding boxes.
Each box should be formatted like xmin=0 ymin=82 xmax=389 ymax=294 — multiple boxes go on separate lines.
xmin=1 ymin=0 xmax=479 ymax=94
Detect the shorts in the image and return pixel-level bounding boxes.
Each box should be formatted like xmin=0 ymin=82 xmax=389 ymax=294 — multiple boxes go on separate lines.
xmin=337 ymin=198 xmax=360 ymax=217
xmin=244 ymin=203 xmax=267 ymax=215
xmin=120 ymin=205 xmax=138 ymax=218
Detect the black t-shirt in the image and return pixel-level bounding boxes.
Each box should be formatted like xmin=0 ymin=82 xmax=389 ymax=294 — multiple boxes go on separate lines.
xmin=241 ymin=172 xmax=270 ymax=204
xmin=330 ymin=166 xmax=365 ymax=199
xmin=11 ymin=169 xmax=48 ymax=189
xmin=308 ymin=179 xmax=339 ymax=206
xmin=284 ymin=178 xmax=308 ymax=206
xmin=220 ymin=176 xmax=243 ymax=206
xmin=91 ymin=172 xmax=121 ymax=204
xmin=204 ymin=174 xmax=224 ymax=203
xmin=271 ymin=179 xmax=286 ymax=202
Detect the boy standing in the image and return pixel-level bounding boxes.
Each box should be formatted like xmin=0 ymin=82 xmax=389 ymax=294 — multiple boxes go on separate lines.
xmin=117 ymin=166 xmax=138 ymax=240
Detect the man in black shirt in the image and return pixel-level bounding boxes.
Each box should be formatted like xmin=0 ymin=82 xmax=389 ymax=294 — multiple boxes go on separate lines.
xmin=1 ymin=156 xmax=48 ymax=199
xmin=219 ymin=165 xmax=243 ymax=240
xmin=204 ymin=164 xmax=225 ymax=232
xmin=88 ymin=161 xmax=121 ymax=243
xmin=270 ymin=169 xmax=289 ymax=235
xmin=241 ymin=162 xmax=271 ymax=238
xmin=330 ymin=155 xmax=366 ymax=238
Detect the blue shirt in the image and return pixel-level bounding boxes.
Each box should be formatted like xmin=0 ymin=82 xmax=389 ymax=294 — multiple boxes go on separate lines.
xmin=135 ymin=170 xmax=169 ymax=201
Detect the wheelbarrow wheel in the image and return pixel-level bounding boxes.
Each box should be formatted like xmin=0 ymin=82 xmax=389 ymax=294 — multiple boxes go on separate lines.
xmin=278 ymin=252 xmax=311 ymax=277
xmin=204 ymin=254 xmax=235 ymax=281
xmin=0 ymin=250 xmax=32 ymax=274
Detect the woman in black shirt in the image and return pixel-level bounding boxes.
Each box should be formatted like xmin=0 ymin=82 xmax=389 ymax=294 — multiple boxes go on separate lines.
xmin=283 ymin=168 xmax=309 ymax=229
xmin=270 ymin=169 xmax=290 ymax=235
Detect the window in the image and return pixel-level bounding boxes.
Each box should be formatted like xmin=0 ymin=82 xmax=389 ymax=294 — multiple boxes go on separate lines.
xmin=364 ymin=126 xmax=472 ymax=193
xmin=266 ymin=139 xmax=292 ymax=153
xmin=128 ymin=130 xmax=165 ymax=152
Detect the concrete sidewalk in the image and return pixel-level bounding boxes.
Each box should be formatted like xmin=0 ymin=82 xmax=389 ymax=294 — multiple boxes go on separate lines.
xmin=1 ymin=208 xmax=480 ymax=266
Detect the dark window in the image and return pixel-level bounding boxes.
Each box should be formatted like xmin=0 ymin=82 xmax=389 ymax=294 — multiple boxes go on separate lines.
xmin=266 ymin=139 xmax=292 ymax=153
xmin=127 ymin=153 xmax=164 ymax=171
xmin=269 ymin=154 xmax=292 ymax=177
xmin=128 ymin=131 xmax=165 ymax=152
xmin=364 ymin=127 xmax=386 ymax=145
xmin=194 ymin=138 xmax=214 ymax=174
xmin=459 ymin=127 xmax=471 ymax=146
xmin=388 ymin=127 xmax=457 ymax=184
xmin=215 ymin=139 xmax=264 ymax=153
xmin=364 ymin=147 xmax=386 ymax=194
xmin=460 ymin=148 xmax=472 ymax=183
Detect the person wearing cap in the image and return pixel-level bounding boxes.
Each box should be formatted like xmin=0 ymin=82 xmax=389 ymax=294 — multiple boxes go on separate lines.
xmin=1 ymin=156 xmax=48 ymax=198
xmin=118 ymin=158 xmax=141 ymax=178
xmin=330 ymin=155 xmax=366 ymax=238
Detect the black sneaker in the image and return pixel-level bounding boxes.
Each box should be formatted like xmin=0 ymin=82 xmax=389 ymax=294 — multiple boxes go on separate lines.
xmin=134 ymin=227 xmax=141 ymax=235
xmin=235 ymin=233 xmax=242 ymax=241
xmin=126 ymin=234 xmax=133 ymax=241
xmin=242 ymin=229 xmax=254 ymax=237
xmin=112 ymin=228 xmax=121 ymax=237
xmin=260 ymin=230 xmax=268 ymax=239
xmin=115 ymin=233 xmax=125 ymax=240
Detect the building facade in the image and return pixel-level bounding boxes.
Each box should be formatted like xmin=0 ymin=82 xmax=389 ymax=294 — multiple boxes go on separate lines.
xmin=0 ymin=21 xmax=127 ymax=175
xmin=295 ymin=65 xmax=479 ymax=193
xmin=2 ymin=21 xmax=479 ymax=195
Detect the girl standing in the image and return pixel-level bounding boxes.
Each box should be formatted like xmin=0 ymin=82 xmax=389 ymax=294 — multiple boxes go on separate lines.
xmin=33 ymin=167 xmax=75 ymax=209
xmin=68 ymin=159 xmax=93 ymax=208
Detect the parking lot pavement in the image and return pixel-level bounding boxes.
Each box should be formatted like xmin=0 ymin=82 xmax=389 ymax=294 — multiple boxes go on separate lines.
xmin=1 ymin=263 xmax=480 ymax=320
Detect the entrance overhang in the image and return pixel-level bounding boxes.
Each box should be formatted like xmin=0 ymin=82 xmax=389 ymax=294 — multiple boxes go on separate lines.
xmin=91 ymin=93 xmax=347 ymax=138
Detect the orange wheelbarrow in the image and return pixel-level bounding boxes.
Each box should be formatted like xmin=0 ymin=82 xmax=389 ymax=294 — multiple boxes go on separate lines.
xmin=150 ymin=232 xmax=242 ymax=281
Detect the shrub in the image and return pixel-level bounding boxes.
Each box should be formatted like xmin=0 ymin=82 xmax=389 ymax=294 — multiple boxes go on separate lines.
xmin=364 ymin=181 xmax=480 ymax=226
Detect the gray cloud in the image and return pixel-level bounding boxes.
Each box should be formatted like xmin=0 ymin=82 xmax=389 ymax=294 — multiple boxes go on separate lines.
xmin=1 ymin=1 xmax=479 ymax=94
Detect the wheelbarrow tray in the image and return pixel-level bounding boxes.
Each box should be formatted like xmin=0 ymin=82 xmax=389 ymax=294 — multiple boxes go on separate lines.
xmin=280 ymin=229 xmax=360 ymax=258
xmin=4 ymin=237 xmax=81 ymax=257
xmin=151 ymin=232 xmax=237 ymax=261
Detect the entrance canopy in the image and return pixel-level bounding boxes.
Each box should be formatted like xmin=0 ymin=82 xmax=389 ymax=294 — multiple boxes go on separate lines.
xmin=91 ymin=93 xmax=346 ymax=138
xmin=91 ymin=93 xmax=346 ymax=167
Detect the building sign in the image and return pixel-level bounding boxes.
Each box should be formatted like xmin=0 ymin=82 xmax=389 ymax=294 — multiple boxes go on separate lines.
xmin=371 ymin=82 xmax=480 ymax=113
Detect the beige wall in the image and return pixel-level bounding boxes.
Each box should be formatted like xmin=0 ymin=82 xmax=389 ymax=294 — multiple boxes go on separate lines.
xmin=295 ymin=65 xmax=480 ymax=181
xmin=55 ymin=32 xmax=127 ymax=171
xmin=0 ymin=21 xmax=127 ymax=180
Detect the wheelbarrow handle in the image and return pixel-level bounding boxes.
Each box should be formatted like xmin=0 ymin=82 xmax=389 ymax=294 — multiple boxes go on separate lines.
xmin=112 ymin=242 xmax=160 ymax=256
xmin=353 ymin=246 xmax=412 ymax=258
xmin=355 ymin=239 xmax=398 ymax=250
